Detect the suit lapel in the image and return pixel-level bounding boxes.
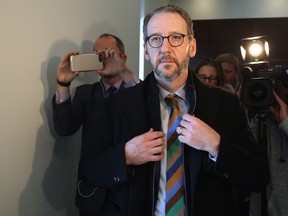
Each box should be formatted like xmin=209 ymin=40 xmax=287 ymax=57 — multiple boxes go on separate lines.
xmin=145 ymin=73 xmax=162 ymax=131
xmin=184 ymin=72 xmax=223 ymax=209
xmin=193 ymin=73 xmax=221 ymax=128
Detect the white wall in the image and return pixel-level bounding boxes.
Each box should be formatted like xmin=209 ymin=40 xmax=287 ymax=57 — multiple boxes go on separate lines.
xmin=0 ymin=0 xmax=287 ymax=215
xmin=0 ymin=1 xmax=140 ymax=215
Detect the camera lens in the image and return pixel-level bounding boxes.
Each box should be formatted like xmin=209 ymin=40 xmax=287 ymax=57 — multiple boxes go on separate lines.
xmin=241 ymin=78 xmax=273 ymax=107
xmin=248 ymin=83 xmax=268 ymax=102
xmin=99 ymin=55 xmax=103 ymax=62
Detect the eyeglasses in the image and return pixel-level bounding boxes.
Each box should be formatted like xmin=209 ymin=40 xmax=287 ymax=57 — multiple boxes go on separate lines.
xmin=198 ymin=74 xmax=218 ymax=82
xmin=146 ymin=33 xmax=191 ymax=48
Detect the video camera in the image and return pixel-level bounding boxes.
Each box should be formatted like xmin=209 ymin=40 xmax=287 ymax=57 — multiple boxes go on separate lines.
xmin=240 ymin=62 xmax=288 ymax=108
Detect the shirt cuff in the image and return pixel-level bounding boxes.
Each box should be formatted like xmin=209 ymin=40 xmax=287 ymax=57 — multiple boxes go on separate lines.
xmin=55 ymin=90 xmax=71 ymax=104
xmin=123 ymin=74 xmax=140 ymax=88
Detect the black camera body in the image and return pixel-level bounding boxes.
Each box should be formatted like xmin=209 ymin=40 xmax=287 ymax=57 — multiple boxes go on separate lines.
xmin=240 ymin=63 xmax=288 ymax=108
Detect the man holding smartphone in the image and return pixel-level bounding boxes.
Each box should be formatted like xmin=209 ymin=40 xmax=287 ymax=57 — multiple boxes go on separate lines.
xmin=55 ymin=33 xmax=139 ymax=100
xmin=52 ymin=33 xmax=140 ymax=215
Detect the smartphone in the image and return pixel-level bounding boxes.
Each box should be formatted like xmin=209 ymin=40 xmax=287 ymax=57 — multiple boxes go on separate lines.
xmin=70 ymin=54 xmax=103 ymax=72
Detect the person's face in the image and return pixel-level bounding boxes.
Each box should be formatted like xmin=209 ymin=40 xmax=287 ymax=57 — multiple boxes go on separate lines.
xmin=220 ymin=62 xmax=238 ymax=85
xmin=144 ymin=12 xmax=196 ymax=83
xmin=197 ymin=65 xmax=218 ymax=86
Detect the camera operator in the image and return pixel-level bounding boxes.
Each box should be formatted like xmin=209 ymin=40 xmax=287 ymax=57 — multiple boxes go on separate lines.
xmin=248 ymin=85 xmax=288 ymax=216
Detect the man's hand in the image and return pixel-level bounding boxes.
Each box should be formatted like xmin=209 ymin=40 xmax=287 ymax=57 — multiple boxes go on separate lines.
xmin=177 ymin=114 xmax=220 ymax=157
xmin=269 ymin=91 xmax=288 ymax=123
xmin=56 ymin=52 xmax=81 ymax=93
xmin=125 ymin=128 xmax=165 ymax=165
xmin=96 ymin=48 xmax=127 ymax=76
xmin=57 ymin=51 xmax=80 ymax=83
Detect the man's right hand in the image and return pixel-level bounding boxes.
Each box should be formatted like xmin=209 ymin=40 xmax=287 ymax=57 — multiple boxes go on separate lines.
xmin=57 ymin=51 xmax=80 ymax=84
xmin=125 ymin=128 xmax=165 ymax=165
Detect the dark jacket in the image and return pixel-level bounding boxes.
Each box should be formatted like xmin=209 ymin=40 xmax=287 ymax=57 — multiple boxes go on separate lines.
xmin=53 ymin=71 xmax=270 ymax=216
xmin=53 ymin=82 xmax=125 ymax=214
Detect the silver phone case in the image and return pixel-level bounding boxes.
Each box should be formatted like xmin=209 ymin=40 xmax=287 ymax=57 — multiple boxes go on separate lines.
xmin=70 ymin=54 xmax=103 ymax=72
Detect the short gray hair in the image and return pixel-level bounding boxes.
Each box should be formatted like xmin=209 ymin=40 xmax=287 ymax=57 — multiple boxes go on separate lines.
xmin=143 ymin=4 xmax=194 ymax=42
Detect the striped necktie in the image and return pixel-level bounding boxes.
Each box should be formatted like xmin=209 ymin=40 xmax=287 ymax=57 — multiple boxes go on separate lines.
xmin=165 ymin=95 xmax=185 ymax=216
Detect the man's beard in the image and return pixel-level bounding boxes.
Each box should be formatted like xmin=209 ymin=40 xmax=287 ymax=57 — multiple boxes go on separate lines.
xmin=153 ymin=54 xmax=190 ymax=82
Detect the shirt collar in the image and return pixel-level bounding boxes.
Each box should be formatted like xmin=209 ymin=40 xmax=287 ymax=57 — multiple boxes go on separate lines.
xmin=101 ymin=79 xmax=123 ymax=91
xmin=158 ymin=83 xmax=186 ymax=102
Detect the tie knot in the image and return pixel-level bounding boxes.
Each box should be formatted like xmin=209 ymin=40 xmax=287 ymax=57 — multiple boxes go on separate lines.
xmin=165 ymin=95 xmax=179 ymax=109
xmin=107 ymin=85 xmax=117 ymax=96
